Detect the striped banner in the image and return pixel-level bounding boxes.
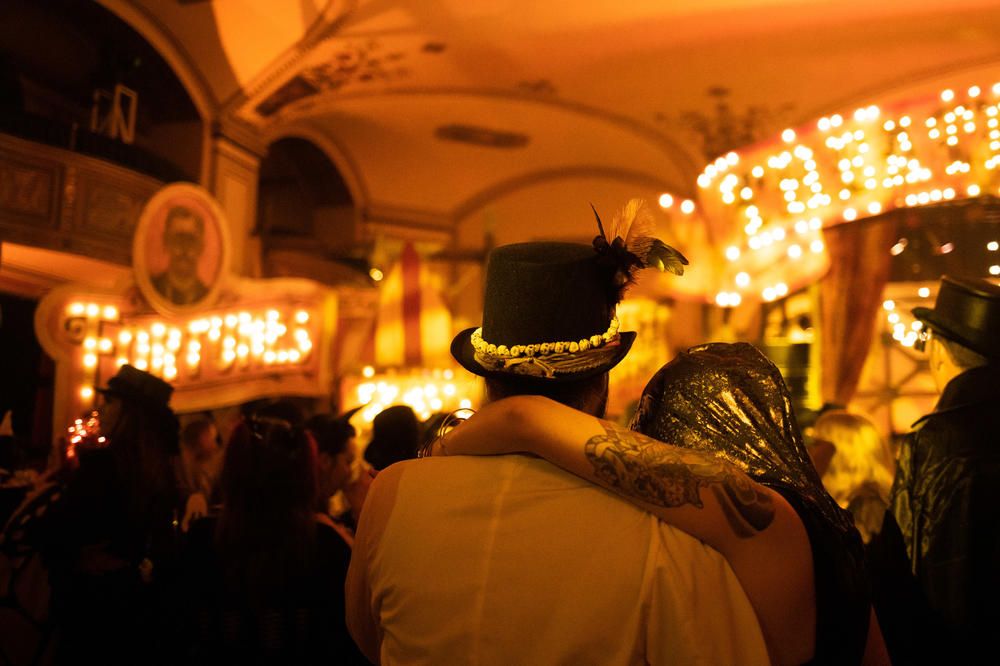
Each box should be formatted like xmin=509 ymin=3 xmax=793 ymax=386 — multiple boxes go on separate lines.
xmin=375 ymin=242 xmax=452 ymax=369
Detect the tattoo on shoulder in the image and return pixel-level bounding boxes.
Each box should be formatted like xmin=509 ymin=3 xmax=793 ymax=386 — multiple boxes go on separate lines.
xmin=585 ymin=422 xmax=775 ymax=538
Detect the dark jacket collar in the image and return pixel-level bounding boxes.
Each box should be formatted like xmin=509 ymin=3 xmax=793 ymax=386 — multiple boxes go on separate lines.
xmin=912 ymin=364 xmax=1000 ymax=428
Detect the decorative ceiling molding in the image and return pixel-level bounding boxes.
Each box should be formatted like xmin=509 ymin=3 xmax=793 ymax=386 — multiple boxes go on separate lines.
xmin=220 ymin=0 xmax=360 ymax=115
xmin=251 ymin=37 xmax=445 ymax=118
xmin=361 ymin=203 xmax=454 ymax=244
xmin=212 ymin=116 xmax=271 ymax=158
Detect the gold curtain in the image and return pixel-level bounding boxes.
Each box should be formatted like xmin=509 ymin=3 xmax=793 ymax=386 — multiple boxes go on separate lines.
xmin=819 ymin=215 xmax=898 ymax=406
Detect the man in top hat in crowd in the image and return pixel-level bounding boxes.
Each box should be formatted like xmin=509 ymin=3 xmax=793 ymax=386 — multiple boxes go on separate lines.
xmin=346 ymin=205 xmax=770 ymax=664
xmin=887 ymin=275 xmax=1000 ymax=659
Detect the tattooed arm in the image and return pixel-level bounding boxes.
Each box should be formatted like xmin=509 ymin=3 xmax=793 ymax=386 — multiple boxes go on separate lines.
xmin=435 ymin=394 xmax=816 ymax=666
xmin=586 ymin=421 xmax=777 ymax=539
xmin=435 ymin=395 xmax=788 ymax=546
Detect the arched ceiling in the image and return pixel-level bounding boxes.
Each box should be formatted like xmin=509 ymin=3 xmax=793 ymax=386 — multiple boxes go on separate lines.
xmin=107 ymin=0 xmax=1000 ymax=236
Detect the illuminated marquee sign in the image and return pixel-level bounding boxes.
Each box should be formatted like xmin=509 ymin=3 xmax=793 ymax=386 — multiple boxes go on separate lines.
xmin=35 ymin=183 xmax=336 ymax=436
xmin=696 ymin=80 xmax=1000 ymax=305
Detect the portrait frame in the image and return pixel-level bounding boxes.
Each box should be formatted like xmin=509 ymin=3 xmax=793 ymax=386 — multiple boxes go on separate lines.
xmin=133 ymin=182 xmax=230 ymax=316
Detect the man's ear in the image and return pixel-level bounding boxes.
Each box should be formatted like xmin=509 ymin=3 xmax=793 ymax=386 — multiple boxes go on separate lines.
xmin=928 ymin=337 xmax=957 ymax=393
xmin=931 ymin=337 xmax=949 ymax=371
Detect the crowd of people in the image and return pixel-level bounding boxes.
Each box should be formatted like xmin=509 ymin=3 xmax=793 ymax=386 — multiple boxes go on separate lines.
xmin=1 ymin=201 xmax=998 ymax=664
xmin=0 ymin=371 xmax=430 ymax=664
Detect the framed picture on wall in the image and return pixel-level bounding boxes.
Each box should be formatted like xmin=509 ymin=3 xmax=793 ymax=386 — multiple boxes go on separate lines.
xmin=133 ymin=182 xmax=230 ymax=315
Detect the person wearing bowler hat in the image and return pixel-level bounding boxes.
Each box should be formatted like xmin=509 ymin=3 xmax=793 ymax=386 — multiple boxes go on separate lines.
xmin=883 ymin=275 xmax=1000 ymax=662
xmin=363 ymin=404 xmax=420 ymax=471
xmin=91 ymin=364 xmax=181 ymax=547
xmin=15 ymin=364 xmax=183 ymax=664
xmin=346 ymin=201 xmax=777 ymax=665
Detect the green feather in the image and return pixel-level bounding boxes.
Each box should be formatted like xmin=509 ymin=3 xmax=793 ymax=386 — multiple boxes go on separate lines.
xmin=645 ymin=239 xmax=689 ymax=276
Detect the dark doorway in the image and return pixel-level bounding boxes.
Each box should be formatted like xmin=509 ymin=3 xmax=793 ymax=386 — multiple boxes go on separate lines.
xmin=0 ymin=292 xmax=54 ymax=468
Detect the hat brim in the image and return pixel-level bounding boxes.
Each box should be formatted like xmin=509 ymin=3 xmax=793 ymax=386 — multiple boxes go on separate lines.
xmin=95 ymin=383 xmax=172 ymax=409
xmin=336 ymin=406 xmax=363 ymax=423
xmin=95 ymin=385 xmax=126 ymax=400
xmin=450 ymin=328 xmax=636 ymax=383
xmin=912 ymin=306 xmax=996 ymax=358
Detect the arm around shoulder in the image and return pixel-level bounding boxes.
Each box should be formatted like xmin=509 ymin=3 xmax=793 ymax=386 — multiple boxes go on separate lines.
xmin=443 ymin=397 xmax=817 ymax=665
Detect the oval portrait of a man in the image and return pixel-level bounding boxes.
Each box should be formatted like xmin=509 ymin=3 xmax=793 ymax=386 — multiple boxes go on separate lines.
xmin=134 ymin=183 xmax=229 ymax=313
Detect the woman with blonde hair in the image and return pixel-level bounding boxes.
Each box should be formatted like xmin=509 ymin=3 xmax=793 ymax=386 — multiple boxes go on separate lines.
xmin=811 ymin=410 xmax=894 ymax=544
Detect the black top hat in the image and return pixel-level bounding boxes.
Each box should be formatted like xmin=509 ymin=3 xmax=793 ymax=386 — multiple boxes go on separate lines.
xmin=364 ymin=405 xmax=420 ymax=470
xmin=451 ymin=242 xmax=636 ymax=382
xmin=912 ymin=275 xmax=1000 ymax=360
xmin=97 ymin=364 xmax=174 ymax=408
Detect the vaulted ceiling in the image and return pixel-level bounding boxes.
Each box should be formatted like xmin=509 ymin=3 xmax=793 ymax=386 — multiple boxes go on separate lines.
xmin=104 ymin=1 xmax=1000 ymax=220
xmin=82 ymin=1 xmax=1000 ymax=254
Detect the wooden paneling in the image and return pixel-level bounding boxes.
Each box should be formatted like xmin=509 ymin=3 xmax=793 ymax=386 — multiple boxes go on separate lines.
xmin=0 ymin=132 xmax=162 ymax=266
xmin=0 ymin=149 xmax=58 ymax=226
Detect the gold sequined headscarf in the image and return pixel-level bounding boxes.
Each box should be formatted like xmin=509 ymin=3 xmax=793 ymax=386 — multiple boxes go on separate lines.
xmin=629 ymin=341 xmax=870 ymax=665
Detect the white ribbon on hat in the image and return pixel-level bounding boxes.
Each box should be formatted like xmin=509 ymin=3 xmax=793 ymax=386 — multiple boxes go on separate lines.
xmin=474 ymin=339 xmax=624 ymax=378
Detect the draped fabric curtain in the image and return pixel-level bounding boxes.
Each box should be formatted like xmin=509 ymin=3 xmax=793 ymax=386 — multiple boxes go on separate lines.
xmin=819 ymin=216 xmax=898 ymax=406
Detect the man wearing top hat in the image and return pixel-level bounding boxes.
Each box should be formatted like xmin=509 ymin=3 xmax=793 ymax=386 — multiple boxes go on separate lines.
xmin=887 ymin=275 xmax=1000 ymax=658
xmin=346 ymin=203 xmax=770 ymax=664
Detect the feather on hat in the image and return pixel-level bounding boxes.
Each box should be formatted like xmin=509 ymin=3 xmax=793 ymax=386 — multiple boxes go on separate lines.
xmin=592 ymin=198 xmax=688 ymax=303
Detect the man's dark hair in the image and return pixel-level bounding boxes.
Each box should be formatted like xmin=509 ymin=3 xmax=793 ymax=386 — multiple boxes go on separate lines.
xmin=164 ymin=205 xmax=205 ymax=237
xmin=936 ymin=333 xmax=989 ymax=370
xmin=305 ymin=413 xmax=355 ymax=457
xmin=485 ymin=373 xmax=609 ymax=417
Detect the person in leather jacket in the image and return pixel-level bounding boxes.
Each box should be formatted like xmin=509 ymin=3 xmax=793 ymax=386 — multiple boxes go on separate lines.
xmin=886 ymin=275 xmax=1000 ymax=661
